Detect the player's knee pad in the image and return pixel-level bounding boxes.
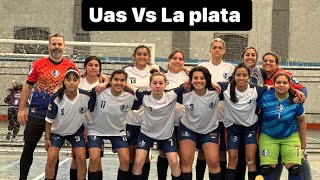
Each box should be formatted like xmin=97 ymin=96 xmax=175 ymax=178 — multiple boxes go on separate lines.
xmin=260 ymin=165 xmax=274 ymax=176
xmin=288 ymin=164 xmax=301 ymax=176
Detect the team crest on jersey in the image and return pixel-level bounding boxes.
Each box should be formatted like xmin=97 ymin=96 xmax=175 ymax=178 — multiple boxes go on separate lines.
xmin=51 ymin=70 xmax=60 ymax=78
xmin=130 ymin=77 xmax=136 ymax=84
xmin=261 ymin=149 xmax=269 ymax=157
xmin=120 ymin=105 xmax=129 ymax=112
xmin=209 ymin=102 xmax=215 ymax=109
xmin=291 ymin=76 xmax=300 ymax=85
xmin=79 ymin=107 xmax=87 ymax=114
xmin=223 ymin=72 xmax=228 ymax=79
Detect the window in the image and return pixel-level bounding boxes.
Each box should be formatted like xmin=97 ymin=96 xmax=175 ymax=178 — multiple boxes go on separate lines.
xmin=14 ymin=27 xmax=49 ymax=54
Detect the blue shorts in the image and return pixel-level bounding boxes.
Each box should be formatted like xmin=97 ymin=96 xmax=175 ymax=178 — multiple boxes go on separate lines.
xmin=158 ymin=126 xmax=180 ymax=150
xmin=50 ymin=126 xmax=86 ymax=148
xmin=87 ymin=135 xmax=128 ymax=153
xmin=126 ymin=124 xmax=141 ymax=146
xmin=217 ymin=122 xmax=227 ymax=150
xmin=226 ymin=122 xmax=258 ymax=150
xmin=136 ymin=132 xmax=177 ymax=153
xmin=179 ymin=123 xmax=219 ymax=149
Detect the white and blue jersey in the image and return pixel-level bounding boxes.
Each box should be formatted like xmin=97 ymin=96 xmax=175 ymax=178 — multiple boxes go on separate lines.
xmin=45 ymin=89 xmax=95 ymax=136
xmin=180 ymin=87 xmax=221 ymax=134
xmin=124 ymin=64 xmax=160 ymax=126
xmin=86 ymin=88 xmax=140 ymax=136
xmin=79 ymin=77 xmax=99 ymax=122
xmin=223 ymin=84 xmax=268 ymax=128
xmin=165 ymin=70 xmax=189 ymax=126
xmin=135 ymin=86 xmax=184 ymax=140
xmin=198 ymin=61 xmax=235 ymax=122
xmin=257 ymin=89 xmax=304 ymax=138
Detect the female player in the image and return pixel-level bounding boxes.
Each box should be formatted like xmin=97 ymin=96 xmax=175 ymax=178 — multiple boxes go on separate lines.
xmin=44 ymin=69 xmax=95 ymax=180
xmin=157 ymin=49 xmax=189 ymax=180
xmin=86 ymin=69 xmax=139 ymax=180
xmin=179 ymin=66 xmax=222 ymax=180
xmin=258 ymin=73 xmax=307 ymax=180
xmin=262 ymin=52 xmax=310 ymax=180
xmin=70 ymin=56 xmax=104 ymax=180
xmin=128 ymin=72 xmax=184 ymax=180
xmin=123 ymin=45 xmax=161 ymax=179
xmin=223 ymin=63 xmax=268 ymax=180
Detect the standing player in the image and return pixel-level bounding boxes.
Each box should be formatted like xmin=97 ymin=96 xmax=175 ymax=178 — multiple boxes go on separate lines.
xmin=86 ymin=69 xmax=139 ymax=180
xmin=123 ymin=45 xmax=161 ymax=179
xmin=157 ymin=49 xmax=189 ymax=180
xmin=236 ymin=46 xmax=263 ymax=180
xmin=258 ymin=73 xmax=307 ymax=180
xmin=127 ymin=72 xmax=184 ymax=180
xmin=70 ymin=56 xmax=104 ymax=180
xmin=262 ymin=52 xmax=310 ymax=180
xmin=179 ymin=66 xmax=222 ymax=180
xmin=17 ymin=33 xmax=78 ymax=180
xmin=44 ymin=69 xmax=95 ymax=180
xmin=222 ymin=63 xmax=268 ymax=180
xmin=197 ymin=38 xmax=235 ymax=179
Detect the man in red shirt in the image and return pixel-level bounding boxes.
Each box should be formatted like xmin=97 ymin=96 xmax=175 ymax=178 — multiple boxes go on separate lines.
xmin=18 ymin=33 xmax=78 ymax=180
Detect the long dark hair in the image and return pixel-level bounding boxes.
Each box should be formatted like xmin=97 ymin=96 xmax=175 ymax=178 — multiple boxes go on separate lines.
xmin=56 ymin=68 xmax=80 ymax=100
xmin=273 ymin=73 xmax=295 ymax=104
xmin=106 ymin=69 xmax=128 ymax=88
xmin=189 ymin=66 xmax=213 ymax=91
xmin=84 ymin=55 xmax=102 ymax=77
xmin=230 ymin=63 xmax=251 ymax=103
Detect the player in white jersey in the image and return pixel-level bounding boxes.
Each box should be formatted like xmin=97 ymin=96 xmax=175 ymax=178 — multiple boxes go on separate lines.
xmin=127 ymin=72 xmax=184 ymax=180
xmin=44 ymin=69 xmax=95 ymax=180
xmin=178 ymin=66 xmax=222 ymax=180
xmin=197 ymin=38 xmax=235 ymax=179
xmin=157 ymin=49 xmax=189 ymax=180
xmin=86 ymin=69 xmax=140 ymax=180
xmin=69 ymin=56 xmax=103 ymax=180
xmin=123 ymin=45 xmax=161 ymax=179
xmin=221 ymin=63 xmax=268 ymax=180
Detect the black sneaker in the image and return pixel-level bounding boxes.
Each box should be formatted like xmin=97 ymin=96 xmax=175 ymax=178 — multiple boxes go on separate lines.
xmin=6 ymin=132 xmax=11 ymax=140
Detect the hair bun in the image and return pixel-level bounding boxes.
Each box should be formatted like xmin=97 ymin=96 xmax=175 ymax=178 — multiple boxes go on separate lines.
xmin=150 ymin=68 xmax=159 ymax=74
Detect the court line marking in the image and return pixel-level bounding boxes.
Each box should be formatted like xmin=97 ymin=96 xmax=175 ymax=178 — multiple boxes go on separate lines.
xmin=32 ymin=157 xmax=71 ymax=180
xmin=0 ymin=160 xmax=19 ymax=171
